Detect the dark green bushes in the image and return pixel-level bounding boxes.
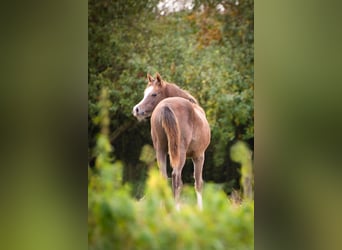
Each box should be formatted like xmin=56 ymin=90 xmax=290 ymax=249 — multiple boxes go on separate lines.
xmin=88 ymin=1 xmax=254 ymax=191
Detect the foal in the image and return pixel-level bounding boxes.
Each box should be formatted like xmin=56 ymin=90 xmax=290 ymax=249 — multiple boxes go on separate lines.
xmin=133 ymin=73 xmax=210 ymax=209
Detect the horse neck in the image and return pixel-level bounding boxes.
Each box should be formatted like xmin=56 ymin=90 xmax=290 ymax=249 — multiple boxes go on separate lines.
xmin=165 ymin=83 xmax=198 ymax=104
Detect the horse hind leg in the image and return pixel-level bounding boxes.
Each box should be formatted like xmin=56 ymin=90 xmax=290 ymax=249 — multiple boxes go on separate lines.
xmin=172 ymin=169 xmax=183 ymax=211
xmin=156 ymin=149 xmax=167 ymax=179
xmin=171 ymin=153 xmax=186 ymax=210
xmin=192 ymin=154 xmax=205 ymax=210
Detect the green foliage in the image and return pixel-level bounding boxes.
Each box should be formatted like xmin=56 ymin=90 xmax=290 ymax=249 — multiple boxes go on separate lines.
xmin=89 ymin=111 xmax=254 ymax=249
xmin=89 ymin=165 xmax=254 ymax=249
xmin=231 ymin=141 xmax=254 ymax=200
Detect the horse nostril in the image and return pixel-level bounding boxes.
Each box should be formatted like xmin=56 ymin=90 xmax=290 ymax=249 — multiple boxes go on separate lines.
xmin=135 ymin=107 xmax=139 ymax=113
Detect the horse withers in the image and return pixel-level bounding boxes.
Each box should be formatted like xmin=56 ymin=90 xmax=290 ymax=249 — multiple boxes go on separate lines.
xmin=133 ymin=73 xmax=211 ymax=210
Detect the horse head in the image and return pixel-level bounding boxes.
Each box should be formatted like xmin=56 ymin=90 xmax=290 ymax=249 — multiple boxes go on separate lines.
xmin=133 ymin=73 xmax=167 ymax=120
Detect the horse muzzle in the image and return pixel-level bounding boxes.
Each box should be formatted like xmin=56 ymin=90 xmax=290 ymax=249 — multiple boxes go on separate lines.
xmin=132 ymin=105 xmax=150 ymax=121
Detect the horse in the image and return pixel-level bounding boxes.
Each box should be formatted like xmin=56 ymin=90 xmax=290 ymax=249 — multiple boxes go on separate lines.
xmin=133 ymin=73 xmax=211 ymax=210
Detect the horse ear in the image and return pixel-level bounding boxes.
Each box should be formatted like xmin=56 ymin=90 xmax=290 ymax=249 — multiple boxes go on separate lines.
xmin=147 ymin=73 xmax=154 ymax=83
xmin=155 ymin=73 xmax=163 ymax=86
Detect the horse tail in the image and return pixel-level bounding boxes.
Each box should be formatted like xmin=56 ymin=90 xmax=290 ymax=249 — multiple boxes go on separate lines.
xmin=161 ymin=106 xmax=180 ymax=168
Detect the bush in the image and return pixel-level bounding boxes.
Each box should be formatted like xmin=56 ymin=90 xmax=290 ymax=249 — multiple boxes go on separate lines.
xmin=89 ymin=164 xmax=254 ymax=250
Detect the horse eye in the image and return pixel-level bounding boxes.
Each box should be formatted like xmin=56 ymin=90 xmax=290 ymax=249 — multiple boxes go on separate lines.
xmin=151 ymin=93 xmax=157 ymax=97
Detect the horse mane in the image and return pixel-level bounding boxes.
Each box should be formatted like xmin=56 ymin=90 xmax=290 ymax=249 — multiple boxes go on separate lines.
xmin=165 ymin=82 xmax=198 ymax=105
